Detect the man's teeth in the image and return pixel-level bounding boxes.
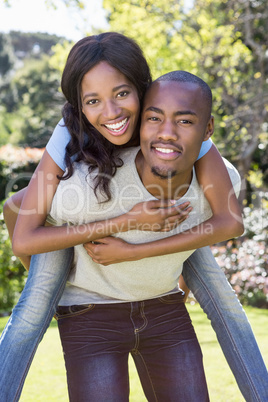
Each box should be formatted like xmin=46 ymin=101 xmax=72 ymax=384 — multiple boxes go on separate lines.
xmin=105 ymin=118 xmax=128 ymax=131
xmin=155 ymin=147 xmax=176 ymax=154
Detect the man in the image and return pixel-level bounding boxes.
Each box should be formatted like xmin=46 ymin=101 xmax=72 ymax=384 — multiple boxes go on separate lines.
xmin=46 ymin=71 xmax=240 ymax=400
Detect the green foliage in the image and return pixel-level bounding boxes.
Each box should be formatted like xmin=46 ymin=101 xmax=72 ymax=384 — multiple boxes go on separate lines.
xmin=0 ymin=33 xmax=14 ymax=78
xmin=211 ymin=192 xmax=268 ymax=309
xmin=0 ymin=200 xmax=27 ymax=315
xmin=9 ymin=31 xmax=66 ymax=56
xmin=103 ymin=0 xmax=268 ymax=189
xmin=0 ymin=145 xmax=42 ymax=200
xmin=10 ymin=56 xmax=64 ymax=147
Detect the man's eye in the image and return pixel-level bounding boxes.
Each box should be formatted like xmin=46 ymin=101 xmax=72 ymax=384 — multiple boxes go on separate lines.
xmin=179 ymin=119 xmax=191 ymax=124
xmin=148 ymin=116 xmax=160 ymax=121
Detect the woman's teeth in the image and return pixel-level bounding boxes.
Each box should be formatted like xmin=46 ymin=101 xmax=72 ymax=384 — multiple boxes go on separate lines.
xmin=105 ymin=118 xmax=128 ymax=132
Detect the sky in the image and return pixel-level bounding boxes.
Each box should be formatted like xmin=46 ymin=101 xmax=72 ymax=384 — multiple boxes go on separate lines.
xmin=0 ymin=0 xmax=109 ymax=41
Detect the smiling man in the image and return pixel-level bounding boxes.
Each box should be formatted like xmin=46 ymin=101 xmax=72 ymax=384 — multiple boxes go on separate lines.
xmin=41 ymin=70 xmax=243 ymax=401
xmin=136 ymin=71 xmax=213 ymax=197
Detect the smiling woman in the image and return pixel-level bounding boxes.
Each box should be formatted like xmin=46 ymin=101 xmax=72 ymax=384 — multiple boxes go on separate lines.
xmin=81 ymin=61 xmax=140 ymax=144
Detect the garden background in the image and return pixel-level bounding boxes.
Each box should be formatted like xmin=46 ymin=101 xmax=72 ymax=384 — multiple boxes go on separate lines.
xmin=0 ymin=0 xmax=267 ymax=313
xmin=0 ymin=1 xmax=267 ymax=399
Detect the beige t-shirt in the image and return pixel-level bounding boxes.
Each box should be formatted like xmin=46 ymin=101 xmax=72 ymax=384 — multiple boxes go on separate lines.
xmin=49 ymin=147 xmax=241 ymax=305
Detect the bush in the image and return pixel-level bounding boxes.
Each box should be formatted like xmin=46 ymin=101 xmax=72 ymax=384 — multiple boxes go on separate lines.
xmin=0 ymin=144 xmax=43 ymax=200
xmin=0 ymin=201 xmax=27 ymax=315
xmin=212 ymin=239 xmax=268 ymax=308
xmin=211 ymin=192 xmax=268 ymax=308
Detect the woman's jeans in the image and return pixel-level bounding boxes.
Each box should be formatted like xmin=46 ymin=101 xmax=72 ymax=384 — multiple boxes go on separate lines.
xmin=56 ymin=295 xmax=209 ymax=402
xmin=0 ymin=246 xmax=267 ymax=402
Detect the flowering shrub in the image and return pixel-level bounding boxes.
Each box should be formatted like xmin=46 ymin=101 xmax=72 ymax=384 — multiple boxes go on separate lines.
xmin=211 ymin=192 xmax=268 ymax=308
xmin=0 ymin=144 xmax=44 ymax=200
xmin=211 ymin=239 xmax=268 ymax=308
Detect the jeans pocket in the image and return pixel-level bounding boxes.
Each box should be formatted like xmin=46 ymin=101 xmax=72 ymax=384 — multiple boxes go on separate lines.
xmin=55 ymin=304 xmax=95 ymax=320
xmin=158 ymin=292 xmax=185 ymax=304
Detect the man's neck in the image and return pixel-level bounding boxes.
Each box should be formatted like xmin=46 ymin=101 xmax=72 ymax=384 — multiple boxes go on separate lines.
xmin=135 ymin=150 xmax=193 ymax=200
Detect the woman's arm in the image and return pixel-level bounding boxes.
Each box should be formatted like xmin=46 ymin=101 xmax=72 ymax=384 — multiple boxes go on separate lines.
xmin=12 ymin=150 xmax=190 ymax=257
xmin=84 ymin=145 xmax=244 ymax=265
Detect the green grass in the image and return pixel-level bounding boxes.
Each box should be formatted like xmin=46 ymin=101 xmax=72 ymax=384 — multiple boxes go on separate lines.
xmin=1 ymin=304 xmax=267 ymax=401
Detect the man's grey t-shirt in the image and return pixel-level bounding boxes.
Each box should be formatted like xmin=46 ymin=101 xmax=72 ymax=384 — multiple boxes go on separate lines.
xmin=49 ymin=147 xmax=241 ymax=305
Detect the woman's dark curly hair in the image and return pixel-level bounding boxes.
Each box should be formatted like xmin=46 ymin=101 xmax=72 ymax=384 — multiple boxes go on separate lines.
xmin=60 ymin=32 xmax=152 ymax=201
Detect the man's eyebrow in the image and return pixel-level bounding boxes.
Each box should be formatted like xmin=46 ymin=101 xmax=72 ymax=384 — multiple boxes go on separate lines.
xmin=144 ymin=106 xmax=164 ymax=114
xmin=174 ymin=110 xmax=197 ymax=116
xmin=144 ymin=106 xmax=197 ymax=117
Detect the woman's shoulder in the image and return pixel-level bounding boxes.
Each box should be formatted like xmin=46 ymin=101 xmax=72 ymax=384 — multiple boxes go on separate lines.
xmin=46 ymin=119 xmax=71 ymax=170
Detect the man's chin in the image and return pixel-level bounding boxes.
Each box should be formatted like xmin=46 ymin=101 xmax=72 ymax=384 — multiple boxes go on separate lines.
xmin=151 ymin=167 xmax=177 ymax=180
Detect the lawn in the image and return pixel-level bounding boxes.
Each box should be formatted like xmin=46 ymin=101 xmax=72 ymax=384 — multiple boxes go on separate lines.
xmin=1 ymin=304 xmax=267 ymax=401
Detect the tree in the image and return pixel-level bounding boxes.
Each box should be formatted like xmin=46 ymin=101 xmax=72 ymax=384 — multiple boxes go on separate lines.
xmin=103 ymin=0 xmax=268 ymax=195
xmin=9 ymin=56 xmax=64 ymax=147
xmin=0 ymin=33 xmax=14 ymax=78
xmin=0 ymin=33 xmax=66 ymax=148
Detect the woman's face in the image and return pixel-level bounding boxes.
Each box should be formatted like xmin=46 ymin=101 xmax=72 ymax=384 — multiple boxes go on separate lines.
xmin=81 ymin=61 xmax=140 ymax=145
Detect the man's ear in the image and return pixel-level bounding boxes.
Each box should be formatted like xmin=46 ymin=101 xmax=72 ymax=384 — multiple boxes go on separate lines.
xmin=204 ymin=115 xmax=214 ymax=141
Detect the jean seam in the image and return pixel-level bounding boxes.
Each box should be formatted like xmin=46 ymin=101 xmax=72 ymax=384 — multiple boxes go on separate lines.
xmin=14 ymin=258 xmax=72 ymax=402
xmin=185 ymin=258 xmax=261 ymax=402
xmin=134 ymin=351 xmax=159 ymax=402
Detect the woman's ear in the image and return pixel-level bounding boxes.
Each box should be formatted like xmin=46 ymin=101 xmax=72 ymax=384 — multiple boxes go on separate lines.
xmin=204 ymin=115 xmax=214 ymax=141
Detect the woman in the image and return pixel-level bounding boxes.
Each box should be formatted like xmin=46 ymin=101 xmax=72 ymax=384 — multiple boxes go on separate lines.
xmin=1 ymin=32 xmax=267 ymax=401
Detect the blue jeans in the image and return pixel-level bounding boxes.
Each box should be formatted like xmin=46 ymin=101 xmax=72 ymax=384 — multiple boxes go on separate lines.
xmin=0 ymin=246 xmax=267 ymax=402
xmin=0 ymin=248 xmax=74 ymax=402
xmin=56 ymin=294 xmax=209 ymax=402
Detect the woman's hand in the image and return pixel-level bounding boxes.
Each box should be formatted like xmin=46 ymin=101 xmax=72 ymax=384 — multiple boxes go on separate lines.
xmin=84 ymin=237 xmax=135 ymax=265
xmin=126 ymin=200 xmax=192 ymax=232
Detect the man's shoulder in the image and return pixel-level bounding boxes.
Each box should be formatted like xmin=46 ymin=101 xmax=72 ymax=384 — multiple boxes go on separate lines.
xmin=118 ymin=146 xmax=140 ymax=161
xmin=222 ymin=157 xmax=241 ymax=196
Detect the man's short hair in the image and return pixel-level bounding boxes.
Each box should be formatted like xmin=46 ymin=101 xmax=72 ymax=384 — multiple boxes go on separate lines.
xmin=156 ymin=71 xmax=212 ymax=115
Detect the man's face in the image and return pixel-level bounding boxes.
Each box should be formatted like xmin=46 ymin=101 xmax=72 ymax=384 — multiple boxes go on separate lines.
xmin=140 ymin=80 xmax=214 ymax=181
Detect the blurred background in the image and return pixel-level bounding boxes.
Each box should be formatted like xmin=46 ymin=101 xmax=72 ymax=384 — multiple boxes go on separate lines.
xmin=0 ymin=0 xmax=267 ymax=313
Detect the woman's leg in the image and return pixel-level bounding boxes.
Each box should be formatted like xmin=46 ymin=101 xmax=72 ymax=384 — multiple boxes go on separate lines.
xmin=183 ymin=247 xmax=268 ymax=402
xmin=0 ymin=247 xmax=74 ymax=402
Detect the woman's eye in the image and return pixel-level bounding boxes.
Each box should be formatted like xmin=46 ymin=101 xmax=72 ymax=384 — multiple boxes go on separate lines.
xmin=117 ymin=91 xmax=128 ymax=98
xmin=86 ymin=99 xmax=99 ymax=105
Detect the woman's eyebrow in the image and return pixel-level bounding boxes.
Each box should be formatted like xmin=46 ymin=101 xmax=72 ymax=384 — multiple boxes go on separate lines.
xmin=82 ymin=92 xmax=98 ymax=101
xmin=112 ymin=84 xmax=132 ymax=92
xmin=82 ymin=84 xmax=132 ymax=101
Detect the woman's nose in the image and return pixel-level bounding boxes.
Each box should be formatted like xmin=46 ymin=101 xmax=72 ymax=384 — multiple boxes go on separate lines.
xmin=103 ymin=99 xmax=121 ymax=119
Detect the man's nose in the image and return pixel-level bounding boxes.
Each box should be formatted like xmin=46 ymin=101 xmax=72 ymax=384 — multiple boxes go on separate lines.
xmin=158 ymin=120 xmax=178 ymax=141
xmin=103 ymin=99 xmax=121 ymax=119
